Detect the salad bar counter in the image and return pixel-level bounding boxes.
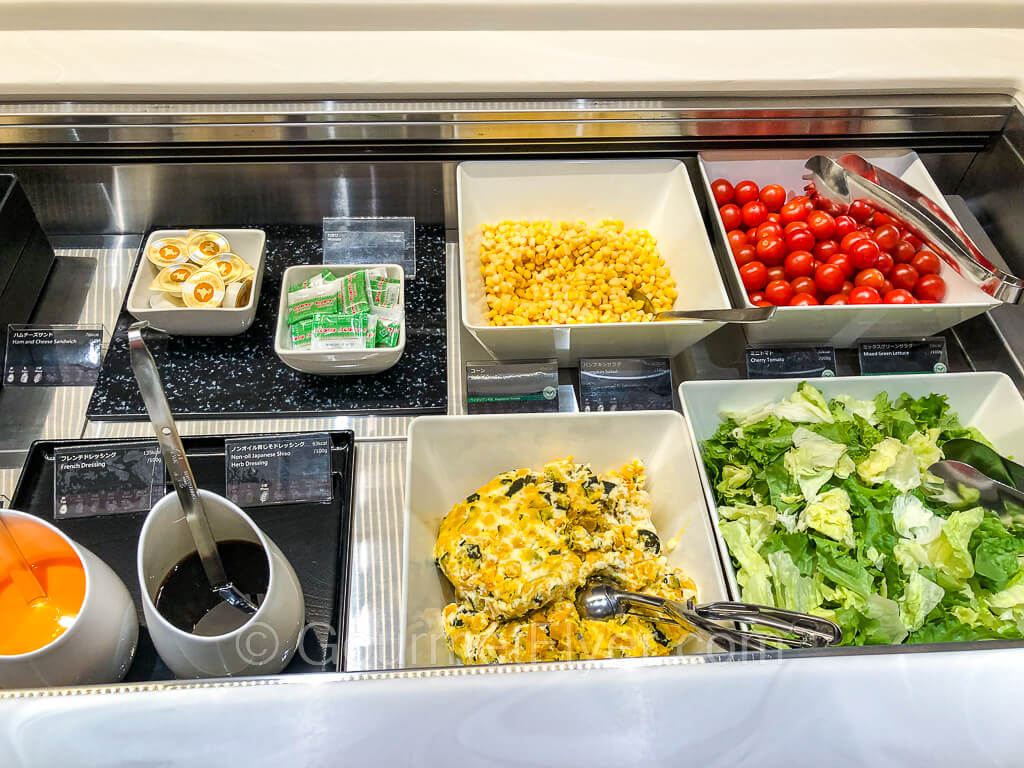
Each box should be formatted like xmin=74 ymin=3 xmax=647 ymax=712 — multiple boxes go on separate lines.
xmin=3 ymin=94 xmax=1024 ymax=760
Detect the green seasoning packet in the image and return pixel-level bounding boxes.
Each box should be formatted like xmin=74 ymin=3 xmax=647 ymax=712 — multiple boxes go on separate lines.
xmin=290 ymin=318 xmax=315 ymax=348
xmin=339 ymin=270 xmax=371 ymax=314
xmin=364 ymin=314 xmax=377 ymax=348
xmin=375 ymin=318 xmax=401 ymax=348
xmin=289 ymin=269 xmax=338 ymax=293
xmin=312 ymin=312 xmax=369 ymax=350
xmin=369 ymin=278 xmax=401 ymax=315
xmin=287 ymin=290 xmax=338 ymax=325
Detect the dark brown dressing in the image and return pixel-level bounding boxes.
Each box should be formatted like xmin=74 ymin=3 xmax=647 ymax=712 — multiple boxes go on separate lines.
xmin=154 ymin=540 xmax=269 ymax=635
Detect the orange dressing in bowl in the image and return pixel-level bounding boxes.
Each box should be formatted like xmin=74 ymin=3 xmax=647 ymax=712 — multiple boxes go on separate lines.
xmin=0 ymin=517 xmax=86 ymax=656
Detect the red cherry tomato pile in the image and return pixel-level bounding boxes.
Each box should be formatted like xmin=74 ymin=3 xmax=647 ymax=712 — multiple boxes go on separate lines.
xmin=712 ymin=178 xmax=947 ymax=307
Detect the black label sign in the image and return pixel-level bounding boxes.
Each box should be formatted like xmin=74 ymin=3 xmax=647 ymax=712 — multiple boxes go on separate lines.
xmin=746 ymin=346 xmax=837 ymax=379
xmin=54 ymin=441 xmax=165 ymax=519
xmin=579 ymin=357 xmax=673 ymax=412
xmin=465 ymin=359 xmax=559 ymax=415
xmin=225 ymin=433 xmax=333 ymax=508
xmin=859 ymin=338 xmax=948 ymax=375
xmin=5 ymin=325 xmax=103 ymax=386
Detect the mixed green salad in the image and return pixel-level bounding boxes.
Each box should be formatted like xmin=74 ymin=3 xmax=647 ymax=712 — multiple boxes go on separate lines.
xmin=703 ymin=382 xmax=1024 ymax=645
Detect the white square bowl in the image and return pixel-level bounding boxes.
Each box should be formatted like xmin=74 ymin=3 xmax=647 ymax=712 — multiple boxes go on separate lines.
xmin=457 ymin=159 xmax=732 ymax=366
xmin=273 ymin=263 xmax=405 ymax=376
xmin=126 ymin=228 xmax=267 ymax=336
xmin=401 ymin=411 xmax=731 ymax=668
xmin=679 ymin=372 xmax=1024 ymax=599
xmin=697 ymin=150 xmax=1000 ymax=345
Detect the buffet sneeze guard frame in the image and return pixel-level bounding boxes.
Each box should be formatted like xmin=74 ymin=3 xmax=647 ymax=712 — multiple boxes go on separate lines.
xmin=2 ymin=94 xmax=1024 ymax=698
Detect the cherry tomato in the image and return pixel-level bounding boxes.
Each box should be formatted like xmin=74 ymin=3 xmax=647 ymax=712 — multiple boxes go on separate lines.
xmin=734 ymin=180 xmax=760 ymax=206
xmin=833 ymin=215 xmax=858 ymax=240
xmin=880 ymin=279 xmax=894 ymax=296
xmin=841 ymin=280 xmax=855 ymax=295
xmin=848 ymin=238 xmax=881 ymax=270
xmin=814 ymin=263 xmax=845 ymax=294
xmin=785 ymin=226 xmax=815 ymax=252
xmin=741 ymin=201 xmax=768 ymax=228
xmin=766 ymin=265 xmax=786 ymax=282
xmin=849 ymin=286 xmax=882 ymax=304
xmin=870 ymin=211 xmax=895 ymax=228
xmin=914 ymin=273 xmax=947 ymax=302
xmin=766 ymin=212 xmax=781 ymax=223
xmin=755 ymin=237 xmax=787 ymax=267
xmin=872 ymin=224 xmax=900 ymax=252
xmin=806 ymin=210 xmax=836 ymax=240
xmin=884 ymin=289 xmax=916 ymax=304
xmin=791 ymin=195 xmax=814 ymax=214
xmin=903 ymin=233 xmax=924 ymax=250
xmin=894 ymin=240 xmax=916 ymax=263
xmin=918 ymin=299 xmax=939 ymax=304
xmin=890 ymin=264 xmax=919 ymax=291
xmin=784 ymin=221 xmax=809 ymax=235
xmin=848 ymin=199 xmax=874 ymax=223
xmin=780 ymin=200 xmax=808 ymax=225
xmin=826 ymin=252 xmax=855 ymax=278
xmin=756 ymin=221 xmax=783 ymax=241
xmin=840 ymin=231 xmax=869 ymax=254
xmin=824 ymin=293 xmax=849 ymax=305
xmin=711 ymin=179 xmax=735 ymax=206
xmin=734 ymin=245 xmax=758 ymax=267
xmin=764 ymin=279 xmax=794 ymax=306
xmin=791 ymin=276 xmax=816 ymax=295
xmin=875 ymin=252 xmax=894 ymax=277
xmin=739 ymin=261 xmax=768 ymax=291
xmin=752 ymin=299 xmax=774 ymax=308
xmin=813 ymin=239 xmax=840 ymax=260
xmin=727 ymin=229 xmax=748 ymax=253
xmin=911 ymin=250 xmax=941 ymax=275
xmin=747 ymin=291 xmax=766 ymax=304
xmin=720 ymin=204 xmax=742 ymax=231
xmin=854 ymin=268 xmax=886 ymax=290
xmin=784 ymin=250 xmax=815 ymax=280
xmin=759 ymin=184 xmax=786 ymax=212
xmin=788 ymin=293 xmax=819 ymax=306
xmin=745 ymin=228 xmax=760 ymax=244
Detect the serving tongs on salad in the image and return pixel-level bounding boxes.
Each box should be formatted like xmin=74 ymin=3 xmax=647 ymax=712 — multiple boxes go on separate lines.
xmin=803 ymin=153 xmax=1024 ymax=304
xmin=576 ymin=579 xmax=842 ymax=652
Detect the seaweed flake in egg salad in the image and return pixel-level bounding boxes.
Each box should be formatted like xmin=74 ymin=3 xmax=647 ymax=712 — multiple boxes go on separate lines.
xmin=433 ymin=457 xmax=697 ymax=664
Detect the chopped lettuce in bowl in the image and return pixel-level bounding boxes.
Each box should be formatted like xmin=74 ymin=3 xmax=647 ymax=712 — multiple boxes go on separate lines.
xmin=702 ymin=382 xmax=1024 ymax=645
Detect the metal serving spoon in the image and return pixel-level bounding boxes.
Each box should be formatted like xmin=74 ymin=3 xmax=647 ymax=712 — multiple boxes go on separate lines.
xmin=928 ymin=460 xmax=1024 ymax=511
xmin=128 ymin=321 xmax=258 ymax=618
xmin=576 ymin=580 xmax=842 ymax=652
xmin=628 ymin=289 xmax=776 ymax=323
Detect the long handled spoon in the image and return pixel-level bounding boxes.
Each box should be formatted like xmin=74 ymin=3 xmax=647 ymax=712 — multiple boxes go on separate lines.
xmin=628 ymin=289 xmax=776 ymax=323
xmin=127 ymin=321 xmax=257 ymax=617
xmin=0 ymin=512 xmax=49 ymax=607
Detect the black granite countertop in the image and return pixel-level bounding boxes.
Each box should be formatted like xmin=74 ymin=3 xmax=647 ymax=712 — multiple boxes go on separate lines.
xmin=87 ymin=224 xmax=447 ymax=420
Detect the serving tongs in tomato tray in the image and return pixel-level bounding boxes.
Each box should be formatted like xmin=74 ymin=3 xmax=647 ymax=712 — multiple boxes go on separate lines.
xmin=804 ymin=153 xmax=1024 ymax=304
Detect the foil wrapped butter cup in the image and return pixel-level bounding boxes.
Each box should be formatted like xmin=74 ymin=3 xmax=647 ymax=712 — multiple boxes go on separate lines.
xmin=149 ymin=263 xmax=198 ymax=294
xmin=210 ymin=253 xmax=250 ymax=283
xmin=147 ymin=237 xmax=190 ymax=267
xmin=181 ymin=269 xmax=226 ymax=308
xmin=186 ymin=231 xmax=231 ymax=264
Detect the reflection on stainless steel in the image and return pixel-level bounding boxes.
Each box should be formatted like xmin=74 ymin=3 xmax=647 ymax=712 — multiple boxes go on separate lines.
xmin=929 ymin=459 xmax=1024 ymax=510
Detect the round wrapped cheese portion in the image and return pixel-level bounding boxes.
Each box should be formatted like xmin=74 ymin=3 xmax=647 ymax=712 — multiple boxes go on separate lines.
xmin=147 ymin=237 xmax=190 ymax=267
xmin=181 ymin=269 xmax=225 ymax=308
xmin=149 ymin=262 xmax=198 ymax=294
xmin=186 ymin=231 xmax=231 ymax=264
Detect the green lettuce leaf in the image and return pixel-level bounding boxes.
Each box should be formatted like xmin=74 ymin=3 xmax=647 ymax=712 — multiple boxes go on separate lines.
xmin=797 ymin=487 xmax=855 ymax=547
xmin=898 ymin=571 xmax=944 ymax=632
xmin=783 ymin=427 xmax=854 ymax=501
xmin=856 ymin=437 xmax=921 ymax=492
xmin=924 ymin=507 xmax=985 ymax=580
xmin=863 ymin=594 xmax=909 ymax=645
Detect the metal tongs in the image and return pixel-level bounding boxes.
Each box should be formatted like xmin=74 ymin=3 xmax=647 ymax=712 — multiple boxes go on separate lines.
xmin=576 ymin=580 xmax=842 ymax=653
xmin=804 ymin=153 xmax=1024 ymax=304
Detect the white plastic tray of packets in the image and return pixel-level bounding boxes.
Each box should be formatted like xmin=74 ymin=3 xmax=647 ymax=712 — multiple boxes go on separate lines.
xmin=274 ymin=263 xmax=405 ymax=375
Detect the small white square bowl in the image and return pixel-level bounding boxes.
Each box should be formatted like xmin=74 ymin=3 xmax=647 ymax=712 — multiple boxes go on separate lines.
xmin=679 ymin=372 xmax=1024 ymax=600
xmin=457 ymin=159 xmax=733 ymax=365
xmin=126 ymin=228 xmax=266 ymax=336
xmin=401 ymin=411 xmax=731 ymax=668
xmin=697 ymin=150 xmax=1000 ymax=345
xmin=273 ymin=263 xmax=405 ymax=376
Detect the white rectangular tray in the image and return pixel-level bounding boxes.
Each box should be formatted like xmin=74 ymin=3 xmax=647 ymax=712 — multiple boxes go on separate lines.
xmin=697 ymin=150 xmax=1000 ymax=345
xmin=457 ymin=159 xmax=732 ymax=365
xmin=401 ymin=411 xmax=730 ymax=667
xmin=679 ymin=372 xmax=1023 ymax=599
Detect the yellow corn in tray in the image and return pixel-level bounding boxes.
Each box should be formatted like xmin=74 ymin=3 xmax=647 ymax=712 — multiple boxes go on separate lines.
xmin=478 ymin=219 xmax=678 ymax=326
xmin=434 ymin=458 xmax=697 ymax=665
